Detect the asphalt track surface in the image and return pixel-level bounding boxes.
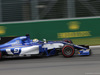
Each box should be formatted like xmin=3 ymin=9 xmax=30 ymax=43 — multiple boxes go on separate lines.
xmin=0 ymin=47 xmax=100 ymax=75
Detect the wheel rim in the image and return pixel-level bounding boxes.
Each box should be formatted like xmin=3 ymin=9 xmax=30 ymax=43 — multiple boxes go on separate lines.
xmin=62 ymin=45 xmax=74 ymax=57
xmin=64 ymin=47 xmax=73 ymax=56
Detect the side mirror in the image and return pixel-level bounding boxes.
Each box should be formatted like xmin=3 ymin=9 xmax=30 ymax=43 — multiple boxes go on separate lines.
xmin=43 ymin=39 xmax=46 ymax=43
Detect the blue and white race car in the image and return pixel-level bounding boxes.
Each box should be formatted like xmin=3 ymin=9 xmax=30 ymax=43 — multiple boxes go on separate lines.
xmin=0 ymin=34 xmax=91 ymax=60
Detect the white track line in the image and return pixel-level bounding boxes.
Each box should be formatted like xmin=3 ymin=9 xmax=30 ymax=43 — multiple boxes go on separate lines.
xmin=90 ymin=45 xmax=100 ymax=48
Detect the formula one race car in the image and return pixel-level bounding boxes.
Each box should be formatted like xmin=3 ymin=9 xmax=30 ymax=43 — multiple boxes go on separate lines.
xmin=0 ymin=34 xmax=91 ymax=60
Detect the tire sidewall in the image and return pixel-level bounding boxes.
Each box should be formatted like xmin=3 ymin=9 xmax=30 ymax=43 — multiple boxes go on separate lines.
xmin=62 ymin=45 xmax=75 ymax=57
xmin=0 ymin=51 xmax=2 ymax=60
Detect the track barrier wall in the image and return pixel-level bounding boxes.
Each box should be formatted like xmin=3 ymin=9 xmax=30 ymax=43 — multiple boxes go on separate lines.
xmin=0 ymin=17 xmax=100 ymax=40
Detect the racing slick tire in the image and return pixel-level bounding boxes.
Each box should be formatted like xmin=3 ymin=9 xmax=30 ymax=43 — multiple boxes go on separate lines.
xmin=62 ymin=45 xmax=75 ymax=57
xmin=63 ymin=39 xmax=73 ymax=43
xmin=0 ymin=51 xmax=2 ymax=60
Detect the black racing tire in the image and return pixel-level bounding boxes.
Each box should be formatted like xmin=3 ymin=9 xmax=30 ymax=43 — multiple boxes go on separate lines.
xmin=0 ymin=51 xmax=2 ymax=60
xmin=63 ymin=38 xmax=73 ymax=43
xmin=62 ymin=45 xmax=75 ymax=57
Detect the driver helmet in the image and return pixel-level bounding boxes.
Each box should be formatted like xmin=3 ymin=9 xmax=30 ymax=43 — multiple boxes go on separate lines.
xmin=33 ymin=39 xmax=39 ymax=42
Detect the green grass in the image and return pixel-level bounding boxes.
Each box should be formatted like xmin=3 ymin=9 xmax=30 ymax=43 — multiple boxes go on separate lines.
xmin=71 ymin=37 xmax=100 ymax=46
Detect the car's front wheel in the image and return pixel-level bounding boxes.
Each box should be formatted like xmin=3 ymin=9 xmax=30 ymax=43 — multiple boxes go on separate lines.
xmin=62 ymin=45 xmax=75 ymax=57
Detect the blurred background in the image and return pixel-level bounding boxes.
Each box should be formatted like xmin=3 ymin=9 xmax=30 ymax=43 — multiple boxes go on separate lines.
xmin=0 ymin=0 xmax=100 ymax=22
xmin=0 ymin=0 xmax=100 ymax=45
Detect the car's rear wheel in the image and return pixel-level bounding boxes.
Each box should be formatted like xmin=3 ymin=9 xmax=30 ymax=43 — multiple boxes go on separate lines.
xmin=0 ymin=51 xmax=2 ymax=60
xmin=62 ymin=45 xmax=75 ymax=57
